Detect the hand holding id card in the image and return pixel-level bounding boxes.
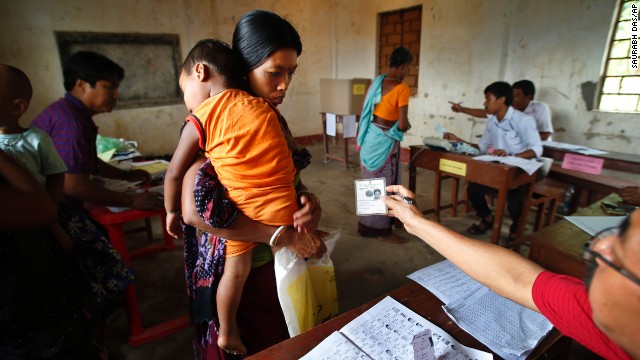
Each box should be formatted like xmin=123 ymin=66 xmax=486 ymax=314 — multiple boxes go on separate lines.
xmin=355 ymin=178 xmax=388 ymax=215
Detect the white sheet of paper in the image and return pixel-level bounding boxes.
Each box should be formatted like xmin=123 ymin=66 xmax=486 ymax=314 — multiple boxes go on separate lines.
xmin=473 ymin=155 xmax=543 ymax=175
xmin=326 ymin=113 xmax=337 ymax=136
xmin=434 ymin=124 xmax=447 ymax=137
xmin=544 ymin=141 xmax=609 ymax=155
xmin=343 ymin=115 xmax=357 ymax=138
xmin=564 ymin=216 xmax=627 ymax=236
xmin=355 ymin=178 xmax=387 ymax=215
xmin=407 ymin=260 xmax=483 ymax=305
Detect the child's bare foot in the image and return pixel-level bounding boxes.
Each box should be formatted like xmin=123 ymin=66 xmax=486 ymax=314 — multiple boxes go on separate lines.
xmin=377 ymin=233 xmax=408 ymax=244
xmin=218 ymin=330 xmax=247 ymax=355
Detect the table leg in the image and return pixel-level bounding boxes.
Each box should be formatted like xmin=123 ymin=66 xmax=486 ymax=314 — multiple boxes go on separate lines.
xmin=512 ymin=183 xmax=535 ymax=252
xmin=322 ymin=114 xmax=329 ymax=163
xmin=409 ymin=162 xmax=417 ymax=194
xmin=451 ymin=178 xmax=459 ymax=217
xmin=343 ymin=136 xmax=349 ymax=169
xmin=433 ymin=171 xmax=442 ymax=222
xmin=493 ymin=188 xmax=508 ymax=245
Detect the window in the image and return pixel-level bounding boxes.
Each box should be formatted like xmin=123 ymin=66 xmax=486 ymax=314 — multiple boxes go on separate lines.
xmin=378 ymin=6 xmax=422 ymax=96
xmin=598 ymin=0 xmax=640 ymax=112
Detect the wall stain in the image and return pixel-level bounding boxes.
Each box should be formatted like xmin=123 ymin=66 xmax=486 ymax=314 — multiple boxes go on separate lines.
xmin=584 ymin=132 xmax=631 ymax=142
xmin=581 ymin=81 xmax=596 ymax=111
xmin=555 ymin=127 xmax=566 ymax=133
xmin=429 ymin=114 xmax=435 ymax=119
xmin=551 ymin=87 xmax=570 ymax=100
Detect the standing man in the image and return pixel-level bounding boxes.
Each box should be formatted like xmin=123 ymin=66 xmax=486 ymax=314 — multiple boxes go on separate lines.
xmin=444 ymin=81 xmax=542 ymax=243
xmin=33 ymin=51 xmax=162 ymax=210
xmin=450 ymin=79 xmax=554 ymax=140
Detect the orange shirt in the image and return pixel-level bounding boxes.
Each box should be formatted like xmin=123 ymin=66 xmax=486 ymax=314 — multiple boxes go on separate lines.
xmin=373 ymin=83 xmax=410 ymax=121
xmin=188 ymin=89 xmax=297 ymax=256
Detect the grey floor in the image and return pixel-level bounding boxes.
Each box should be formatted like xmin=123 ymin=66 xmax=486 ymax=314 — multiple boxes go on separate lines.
xmin=105 ymin=142 xmax=558 ymax=359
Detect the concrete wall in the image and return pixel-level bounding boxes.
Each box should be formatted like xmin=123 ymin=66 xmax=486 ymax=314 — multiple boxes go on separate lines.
xmin=1 ymin=0 xmax=636 ymax=155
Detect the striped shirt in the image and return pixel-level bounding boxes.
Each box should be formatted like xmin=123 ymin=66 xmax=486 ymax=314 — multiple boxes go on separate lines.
xmin=32 ymin=93 xmax=98 ymax=175
xmin=532 ymin=271 xmax=631 ymax=359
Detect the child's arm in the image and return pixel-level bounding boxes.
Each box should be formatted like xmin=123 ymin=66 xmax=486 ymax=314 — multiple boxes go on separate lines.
xmin=45 ymin=173 xmax=65 ymax=203
xmin=164 ymin=121 xmax=202 ymax=237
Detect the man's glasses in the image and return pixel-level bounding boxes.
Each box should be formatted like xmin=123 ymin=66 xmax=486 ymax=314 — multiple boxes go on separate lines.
xmin=583 ymin=226 xmax=640 ymax=287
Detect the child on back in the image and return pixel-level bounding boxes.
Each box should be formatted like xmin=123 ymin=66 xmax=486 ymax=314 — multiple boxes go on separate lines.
xmin=164 ymin=39 xmax=324 ymax=355
xmin=0 ymin=64 xmax=72 ymax=252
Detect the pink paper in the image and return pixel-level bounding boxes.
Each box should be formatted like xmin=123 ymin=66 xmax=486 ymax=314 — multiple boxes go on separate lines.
xmin=561 ymin=153 xmax=604 ymax=175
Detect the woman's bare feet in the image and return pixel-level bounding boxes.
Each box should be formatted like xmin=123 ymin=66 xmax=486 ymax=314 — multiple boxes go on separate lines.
xmin=377 ymin=233 xmax=408 ymax=244
xmin=218 ymin=329 xmax=247 ymax=355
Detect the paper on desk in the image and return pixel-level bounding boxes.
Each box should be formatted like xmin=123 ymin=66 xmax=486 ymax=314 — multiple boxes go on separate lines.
xmin=409 ymin=261 xmax=553 ymax=360
xmin=302 ymin=296 xmax=491 ymax=360
xmin=407 ymin=260 xmax=483 ymax=304
xmin=473 ymin=155 xmax=543 ymax=175
xmin=444 ymin=287 xmax=552 ymax=360
xmin=565 ymin=216 xmax=627 ymax=236
xmin=544 ymin=141 xmax=609 ymax=155
xmin=326 ymin=113 xmax=337 ymax=136
xmin=343 ymin=115 xmax=357 ymax=138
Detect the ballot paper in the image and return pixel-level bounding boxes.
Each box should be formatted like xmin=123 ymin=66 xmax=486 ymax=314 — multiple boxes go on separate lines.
xmin=326 ymin=113 xmax=337 ymax=136
xmin=544 ymin=141 xmax=609 ymax=155
xmin=343 ymin=115 xmax=358 ymax=138
xmin=473 ymin=155 xmax=543 ymax=175
xmin=301 ymin=296 xmax=491 ymax=360
xmin=408 ymin=261 xmax=553 ymax=360
xmin=564 ymin=215 xmax=627 ymax=236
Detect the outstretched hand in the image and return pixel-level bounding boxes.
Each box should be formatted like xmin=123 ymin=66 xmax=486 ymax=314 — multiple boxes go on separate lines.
xmin=381 ymin=185 xmax=423 ymax=236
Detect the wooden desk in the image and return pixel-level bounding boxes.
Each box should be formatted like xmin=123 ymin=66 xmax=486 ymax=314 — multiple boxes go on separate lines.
xmin=527 ymin=194 xmax=620 ymax=279
xmin=547 ymin=164 xmax=638 ymax=214
xmin=543 ymin=145 xmax=640 ymax=174
xmin=249 ymin=281 xmax=568 ymax=359
xmin=321 ymin=112 xmax=359 ymax=168
xmin=408 ymin=146 xmax=537 ymax=245
xmin=86 ymin=206 xmax=189 ymax=345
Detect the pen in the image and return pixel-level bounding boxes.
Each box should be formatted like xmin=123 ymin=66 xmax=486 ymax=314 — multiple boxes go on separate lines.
xmin=447 ymin=101 xmax=463 ymax=105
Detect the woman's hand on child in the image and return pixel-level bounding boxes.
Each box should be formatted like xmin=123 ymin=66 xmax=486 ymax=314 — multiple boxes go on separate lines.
xmin=278 ymin=228 xmax=327 ymax=258
xmin=293 ymin=192 xmax=321 ymax=233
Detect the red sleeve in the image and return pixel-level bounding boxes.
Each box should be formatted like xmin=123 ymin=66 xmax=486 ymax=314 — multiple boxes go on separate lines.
xmin=185 ymin=114 xmax=206 ymax=150
xmin=532 ymin=271 xmax=632 ymax=359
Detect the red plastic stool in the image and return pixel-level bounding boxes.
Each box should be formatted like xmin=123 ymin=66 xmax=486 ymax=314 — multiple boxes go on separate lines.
xmin=86 ymin=206 xmax=189 ymax=346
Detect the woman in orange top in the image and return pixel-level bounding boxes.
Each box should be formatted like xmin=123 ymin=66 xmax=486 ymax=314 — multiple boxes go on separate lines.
xmin=357 ymin=46 xmax=413 ymax=243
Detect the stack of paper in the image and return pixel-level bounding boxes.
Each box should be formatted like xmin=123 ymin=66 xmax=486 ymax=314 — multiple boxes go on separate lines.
xmin=408 ymin=261 xmax=553 ymax=360
xmin=473 ymin=155 xmax=543 ymax=175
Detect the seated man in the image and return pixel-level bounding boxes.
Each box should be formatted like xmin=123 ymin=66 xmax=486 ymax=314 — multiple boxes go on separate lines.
xmin=450 ymin=79 xmax=554 ymax=140
xmin=33 ymin=51 xmax=162 ymax=210
xmin=383 ymin=185 xmax=639 ymax=359
xmin=444 ymin=81 xmax=542 ymax=242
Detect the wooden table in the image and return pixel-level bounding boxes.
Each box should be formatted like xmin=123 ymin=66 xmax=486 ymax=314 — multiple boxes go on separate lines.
xmin=527 ymin=194 xmax=621 ymax=279
xmin=321 ymin=112 xmax=359 ymax=168
xmin=543 ymin=144 xmax=640 ymax=174
xmin=408 ymin=146 xmax=537 ymax=245
xmin=248 ymin=280 xmax=568 ymax=359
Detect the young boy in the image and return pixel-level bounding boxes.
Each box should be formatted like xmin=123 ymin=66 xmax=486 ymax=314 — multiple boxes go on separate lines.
xmin=164 ymin=39 xmax=325 ymax=355
xmin=0 ymin=64 xmax=72 ymax=252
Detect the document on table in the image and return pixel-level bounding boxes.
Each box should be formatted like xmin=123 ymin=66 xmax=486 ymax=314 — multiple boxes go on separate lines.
xmin=326 ymin=113 xmax=337 ymax=136
xmin=565 ymin=215 xmax=627 ymax=236
xmin=473 ymin=155 xmax=543 ymax=175
xmin=544 ymin=141 xmax=608 ymax=155
xmin=301 ymin=296 xmax=491 ymax=360
xmin=409 ymin=260 xmax=553 ymax=360
xmin=343 ymin=115 xmax=358 ymax=138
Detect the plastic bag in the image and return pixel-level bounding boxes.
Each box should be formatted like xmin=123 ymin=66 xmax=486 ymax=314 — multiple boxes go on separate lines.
xmin=274 ymin=246 xmax=339 ymax=336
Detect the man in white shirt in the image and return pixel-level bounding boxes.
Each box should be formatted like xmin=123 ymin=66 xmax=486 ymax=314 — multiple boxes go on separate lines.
xmin=512 ymin=80 xmax=553 ymax=140
xmin=444 ymin=82 xmax=542 ymax=243
xmin=450 ymin=79 xmax=554 ymax=140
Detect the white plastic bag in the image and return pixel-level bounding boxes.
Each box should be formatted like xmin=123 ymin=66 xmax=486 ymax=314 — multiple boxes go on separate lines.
xmin=274 ymin=231 xmax=340 ymax=336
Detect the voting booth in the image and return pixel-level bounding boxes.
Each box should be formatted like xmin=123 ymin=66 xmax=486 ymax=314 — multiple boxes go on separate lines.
xmin=320 ymin=78 xmax=371 ymax=168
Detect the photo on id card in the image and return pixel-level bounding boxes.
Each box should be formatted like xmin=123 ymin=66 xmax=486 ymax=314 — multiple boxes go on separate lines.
xmin=354 ymin=178 xmax=387 ymax=216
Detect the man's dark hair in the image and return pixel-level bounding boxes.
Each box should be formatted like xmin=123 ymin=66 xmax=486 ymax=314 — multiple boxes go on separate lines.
xmin=512 ymin=80 xmax=536 ymax=99
xmin=484 ymin=81 xmax=513 ymax=107
xmin=63 ymin=51 xmax=124 ymax=91
xmin=232 ymin=9 xmax=302 ymax=73
xmin=389 ymin=46 xmax=413 ymax=68
xmin=182 ymin=39 xmax=242 ymax=88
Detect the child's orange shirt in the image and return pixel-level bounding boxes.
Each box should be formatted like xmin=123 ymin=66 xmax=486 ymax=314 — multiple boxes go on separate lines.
xmin=187 ymin=89 xmax=297 ymax=256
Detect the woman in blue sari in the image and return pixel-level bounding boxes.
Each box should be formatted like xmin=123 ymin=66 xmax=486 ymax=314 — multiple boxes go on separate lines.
xmin=357 ymin=47 xmax=413 ymax=243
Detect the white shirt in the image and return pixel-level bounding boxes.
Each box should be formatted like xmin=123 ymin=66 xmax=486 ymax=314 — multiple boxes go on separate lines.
xmin=523 ymin=100 xmax=553 ymax=136
xmin=478 ymin=106 xmax=543 ymax=157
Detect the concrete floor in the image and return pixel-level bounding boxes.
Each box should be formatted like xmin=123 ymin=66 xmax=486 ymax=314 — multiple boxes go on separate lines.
xmin=104 ymin=142 xmax=537 ymax=359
